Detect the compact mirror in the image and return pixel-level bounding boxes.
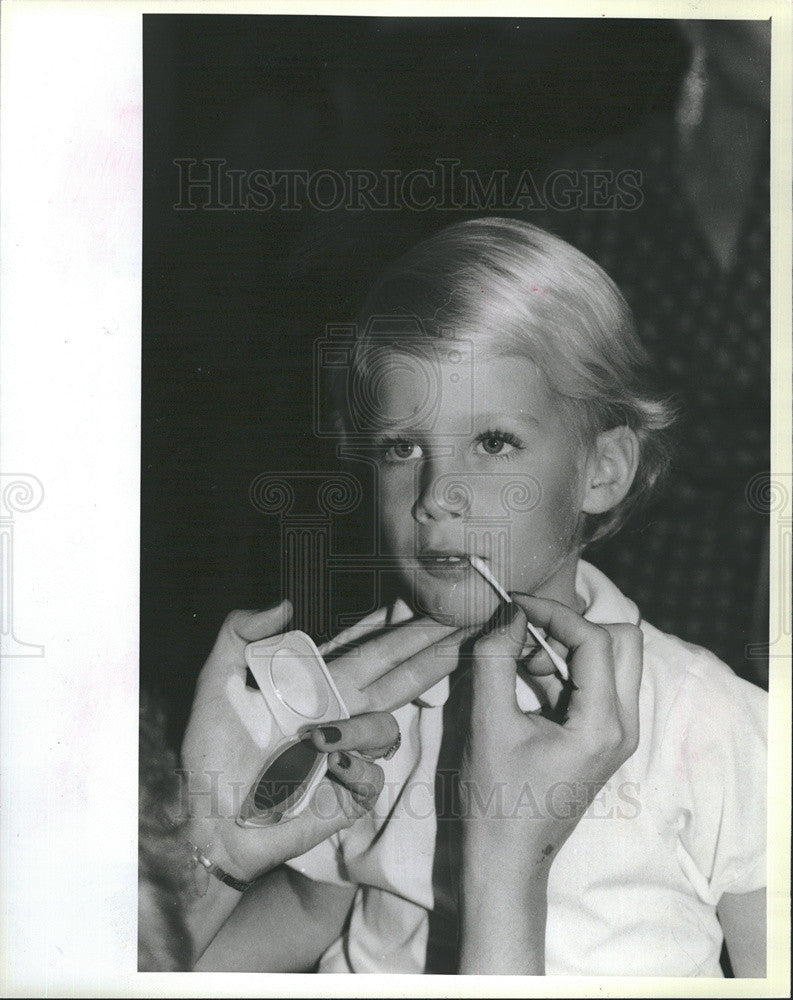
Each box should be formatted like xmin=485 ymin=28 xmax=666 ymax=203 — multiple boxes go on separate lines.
xmin=236 ymin=630 xmax=350 ymax=827
xmin=237 ymin=735 xmax=327 ymax=827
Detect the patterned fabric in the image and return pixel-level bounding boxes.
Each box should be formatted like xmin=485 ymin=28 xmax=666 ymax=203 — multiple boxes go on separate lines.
xmin=539 ymin=118 xmax=770 ymax=684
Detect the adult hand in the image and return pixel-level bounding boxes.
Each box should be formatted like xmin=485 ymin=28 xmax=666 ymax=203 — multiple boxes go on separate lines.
xmin=182 ymin=600 xmax=474 ymax=881
xmin=181 ymin=601 xmax=409 ymax=887
xmin=182 ymin=600 xmax=432 ymax=960
xmin=319 ymin=612 xmax=476 ymax=714
xmin=458 ymin=594 xmax=643 ymax=973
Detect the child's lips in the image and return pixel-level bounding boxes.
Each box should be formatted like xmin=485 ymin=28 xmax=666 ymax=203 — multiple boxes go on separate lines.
xmin=416 ymin=551 xmax=480 ymax=579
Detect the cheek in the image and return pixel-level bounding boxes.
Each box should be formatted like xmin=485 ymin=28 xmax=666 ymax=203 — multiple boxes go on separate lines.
xmin=377 ymin=473 xmax=413 ymax=536
xmin=506 ymin=464 xmax=584 ymax=553
xmin=540 ymin=467 xmax=586 ymax=542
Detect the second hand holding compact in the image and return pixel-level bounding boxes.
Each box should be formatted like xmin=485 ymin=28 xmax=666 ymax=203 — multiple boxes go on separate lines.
xmin=238 ymin=560 xmax=568 ymax=826
xmin=236 ymin=630 xmax=350 ymax=827
xmin=468 ymin=555 xmax=570 ymax=682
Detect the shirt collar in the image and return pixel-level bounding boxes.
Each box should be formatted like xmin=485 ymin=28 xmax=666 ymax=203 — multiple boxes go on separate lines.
xmin=322 ymin=560 xmax=640 ymax=710
xmin=413 ymin=560 xmax=641 ymax=708
xmin=574 ymin=558 xmax=641 ymax=627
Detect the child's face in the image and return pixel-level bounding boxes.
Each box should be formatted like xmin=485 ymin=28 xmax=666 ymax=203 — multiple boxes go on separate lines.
xmin=370 ymin=345 xmax=588 ymax=626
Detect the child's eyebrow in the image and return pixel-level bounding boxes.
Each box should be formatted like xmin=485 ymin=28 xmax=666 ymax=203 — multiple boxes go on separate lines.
xmin=369 ymin=412 xmax=541 ymax=438
xmin=473 ymin=410 xmax=541 ymax=428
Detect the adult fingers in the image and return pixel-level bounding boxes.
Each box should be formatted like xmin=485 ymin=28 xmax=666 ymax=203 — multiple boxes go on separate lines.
xmin=209 ymin=601 xmax=294 ymax=664
xmin=306 ymin=774 xmax=375 ymax=831
xmin=469 ymin=602 xmax=528 ymax=716
xmin=309 ymin=713 xmax=400 ymax=757
xmin=329 ymin=617 xmax=459 ymax=690
xmin=519 ymin=634 xmax=568 ymax=677
xmin=194 ymin=603 xmax=295 ymax=702
xmin=508 ymin=593 xmax=605 ymax=655
xmin=603 ymin=623 xmax=643 ymax=755
xmin=509 ymin=594 xmax=619 ymax=727
xmin=360 ymin=626 xmax=478 ymax=712
xmin=327 ymin=751 xmax=385 ymax=805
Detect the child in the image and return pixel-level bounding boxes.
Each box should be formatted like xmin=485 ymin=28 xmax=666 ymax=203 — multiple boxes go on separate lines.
xmin=198 ymin=218 xmax=767 ymax=975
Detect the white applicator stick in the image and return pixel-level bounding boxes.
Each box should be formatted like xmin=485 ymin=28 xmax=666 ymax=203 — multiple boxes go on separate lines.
xmin=468 ymin=555 xmax=570 ymax=682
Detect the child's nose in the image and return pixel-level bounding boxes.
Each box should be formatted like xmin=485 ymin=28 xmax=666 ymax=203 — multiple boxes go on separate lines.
xmin=412 ymin=458 xmax=472 ymax=524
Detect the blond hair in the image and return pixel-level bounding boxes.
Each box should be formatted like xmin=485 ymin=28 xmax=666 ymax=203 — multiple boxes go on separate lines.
xmin=339 ymin=217 xmax=675 ymax=544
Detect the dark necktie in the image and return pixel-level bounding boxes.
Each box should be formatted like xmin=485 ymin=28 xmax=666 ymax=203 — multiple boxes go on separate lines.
xmin=424 ymin=665 xmax=472 ymax=973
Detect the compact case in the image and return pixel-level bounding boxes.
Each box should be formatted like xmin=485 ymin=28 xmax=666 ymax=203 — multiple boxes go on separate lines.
xmin=236 ymin=630 xmax=350 ymax=827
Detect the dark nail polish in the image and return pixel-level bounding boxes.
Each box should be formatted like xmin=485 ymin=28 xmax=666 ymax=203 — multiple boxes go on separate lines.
xmin=337 ymin=751 xmax=351 ymax=769
xmin=320 ymin=726 xmax=342 ymax=744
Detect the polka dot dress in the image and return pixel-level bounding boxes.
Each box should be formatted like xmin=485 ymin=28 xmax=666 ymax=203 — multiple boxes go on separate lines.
xmin=540 ymin=119 xmax=770 ymax=683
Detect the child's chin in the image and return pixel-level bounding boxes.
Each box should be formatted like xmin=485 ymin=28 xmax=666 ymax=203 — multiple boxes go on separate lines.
xmin=408 ymin=584 xmax=497 ymax=629
xmin=414 ymin=607 xmax=477 ymax=628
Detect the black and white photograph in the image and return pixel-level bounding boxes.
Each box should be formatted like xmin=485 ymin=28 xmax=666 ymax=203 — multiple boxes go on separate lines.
xmin=139 ymin=10 xmax=776 ymax=978
xmin=1 ymin=1 xmax=790 ymax=994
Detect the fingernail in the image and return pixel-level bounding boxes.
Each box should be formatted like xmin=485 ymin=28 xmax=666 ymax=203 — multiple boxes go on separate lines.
xmin=336 ymin=751 xmax=351 ymax=769
xmin=383 ymin=730 xmax=402 ymax=760
xmin=508 ymin=591 xmax=537 ymax=604
xmin=320 ymin=726 xmax=342 ymax=744
xmin=493 ymin=602 xmax=519 ymax=631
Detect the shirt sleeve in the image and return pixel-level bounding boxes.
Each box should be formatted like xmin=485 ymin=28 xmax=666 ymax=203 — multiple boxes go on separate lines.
xmin=669 ymin=653 xmax=767 ymax=904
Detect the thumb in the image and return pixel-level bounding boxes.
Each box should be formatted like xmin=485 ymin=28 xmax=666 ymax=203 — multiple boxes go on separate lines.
xmin=231 ymin=600 xmax=294 ymax=643
xmin=470 ymin=602 xmax=526 ymax=713
xmin=209 ymin=600 xmax=294 ymax=666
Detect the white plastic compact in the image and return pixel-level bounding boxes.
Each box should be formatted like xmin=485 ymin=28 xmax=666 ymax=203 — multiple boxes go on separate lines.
xmin=236 ymin=630 xmax=349 ymax=827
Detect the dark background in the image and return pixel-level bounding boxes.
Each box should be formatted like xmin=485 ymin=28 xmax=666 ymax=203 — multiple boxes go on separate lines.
xmin=142 ymin=16 xmax=690 ymax=741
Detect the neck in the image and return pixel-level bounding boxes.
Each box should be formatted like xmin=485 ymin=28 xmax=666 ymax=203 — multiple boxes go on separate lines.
xmin=530 ymin=550 xmax=586 ymax=616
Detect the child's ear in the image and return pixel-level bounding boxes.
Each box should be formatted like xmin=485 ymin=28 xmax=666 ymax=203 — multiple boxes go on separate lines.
xmin=581 ymin=426 xmax=640 ymax=515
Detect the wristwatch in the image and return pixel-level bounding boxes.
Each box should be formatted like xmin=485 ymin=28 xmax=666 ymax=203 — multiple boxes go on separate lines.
xmin=187 ymin=842 xmax=253 ymax=894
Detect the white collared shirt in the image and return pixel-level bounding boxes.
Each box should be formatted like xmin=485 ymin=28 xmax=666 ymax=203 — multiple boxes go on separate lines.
xmin=287 ymin=560 xmax=767 ymax=975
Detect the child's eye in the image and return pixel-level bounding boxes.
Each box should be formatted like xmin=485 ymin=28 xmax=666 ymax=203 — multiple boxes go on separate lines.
xmin=381 ymin=437 xmax=423 ymax=463
xmin=474 ymin=430 xmax=523 ymax=458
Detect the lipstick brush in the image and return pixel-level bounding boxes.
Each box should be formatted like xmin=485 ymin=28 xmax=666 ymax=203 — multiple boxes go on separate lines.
xmin=468 ymin=555 xmax=570 ymax=682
